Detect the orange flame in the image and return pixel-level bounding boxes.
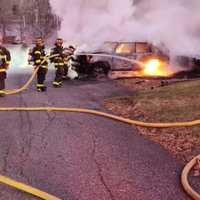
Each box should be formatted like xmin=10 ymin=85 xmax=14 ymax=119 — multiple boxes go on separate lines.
xmin=144 ymin=59 xmax=160 ymax=75
xmin=135 ymin=59 xmax=173 ymax=77
xmin=109 ymin=58 xmax=173 ymax=79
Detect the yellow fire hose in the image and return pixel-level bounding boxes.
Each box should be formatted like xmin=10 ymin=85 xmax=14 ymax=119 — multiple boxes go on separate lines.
xmin=0 ymin=174 xmax=61 ymax=200
xmin=0 ymin=107 xmax=199 ymax=199
xmin=5 ymin=68 xmax=39 ymax=95
xmin=181 ymin=155 xmax=200 ymax=200
xmin=0 ymin=54 xmax=199 ymax=199
xmin=4 ymin=54 xmax=59 ymax=95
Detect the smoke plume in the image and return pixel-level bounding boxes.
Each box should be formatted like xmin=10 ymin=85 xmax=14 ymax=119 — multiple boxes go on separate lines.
xmin=50 ymin=0 xmax=200 ymax=56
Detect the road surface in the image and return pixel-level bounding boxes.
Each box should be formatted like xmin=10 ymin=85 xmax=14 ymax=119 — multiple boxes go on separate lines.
xmin=0 ymin=70 xmax=190 ymax=200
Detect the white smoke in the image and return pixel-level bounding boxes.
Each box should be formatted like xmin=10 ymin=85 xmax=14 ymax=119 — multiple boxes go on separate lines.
xmin=50 ymin=0 xmax=200 ymax=56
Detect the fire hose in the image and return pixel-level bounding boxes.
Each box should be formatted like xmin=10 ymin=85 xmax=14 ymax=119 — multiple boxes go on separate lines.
xmin=4 ymin=53 xmax=143 ymax=95
xmin=76 ymin=53 xmax=146 ymax=67
xmin=0 ymin=107 xmax=200 ymax=200
xmin=182 ymin=155 xmax=200 ymax=200
xmin=0 ymin=53 xmax=199 ymax=200
xmin=4 ymin=54 xmax=59 ymax=95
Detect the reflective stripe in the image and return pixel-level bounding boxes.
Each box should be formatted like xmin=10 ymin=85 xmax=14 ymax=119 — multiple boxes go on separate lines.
xmin=35 ymin=60 xmax=41 ymax=64
xmin=34 ymin=51 xmax=41 ymax=55
xmin=53 ymin=81 xmax=61 ymax=86
xmin=55 ymin=63 xmax=64 ymax=66
xmin=0 ymin=69 xmax=6 ymax=72
xmin=40 ymin=65 xmax=48 ymax=69
xmin=0 ymin=90 xmax=5 ymax=94
xmin=6 ymin=61 xmax=11 ymax=65
xmin=36 ymin=84 xmax=44 ymax=87
xmin=0 ymin=55 xmax=6 ymax=59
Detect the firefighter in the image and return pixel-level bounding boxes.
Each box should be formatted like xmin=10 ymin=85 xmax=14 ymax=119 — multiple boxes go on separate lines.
xmin=31 ymin=37 xmax=48 ymax=92
xmin=62 ymin=49 xmax=69 ymax=79
xmin=69 ymin=54 xmax=82 ymax=77
xmin=71 ymin=54 xmax=94 ymax=79
xmin=0 ymin=37 xmax=11 ymax=97
xmin=68 ymin=45 xmax=76 ymax=54
xmin=62 ymin=45 xmax=76 ymax=79
xmin=50 ymin=38 xmax=65 ymax=87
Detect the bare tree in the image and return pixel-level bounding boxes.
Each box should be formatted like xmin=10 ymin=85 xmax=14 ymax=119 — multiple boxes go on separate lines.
xmin=0 ymin=0 xmax=60 ymax=42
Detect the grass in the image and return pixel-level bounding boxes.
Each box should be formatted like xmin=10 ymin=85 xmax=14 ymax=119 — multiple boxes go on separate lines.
xmin=104 ymin=79 xmax=200 ymax=162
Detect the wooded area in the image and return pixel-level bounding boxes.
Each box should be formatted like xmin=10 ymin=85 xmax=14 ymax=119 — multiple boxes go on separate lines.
xmin=0 ymin=0 xmax=60 ymax=43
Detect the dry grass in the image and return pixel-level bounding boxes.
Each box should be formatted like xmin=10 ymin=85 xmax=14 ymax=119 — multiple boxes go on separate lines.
xmin=104 ymin=79 xmax=200 ymax=162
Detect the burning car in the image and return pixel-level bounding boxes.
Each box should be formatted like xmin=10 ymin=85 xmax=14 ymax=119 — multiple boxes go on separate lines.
xmin=68 ymin=41 xmax=200 ymax=80
xmin=104 ymin=42 xmax=200 ymax=79
xmin=84 ymin=41 xmax=172 ymax=78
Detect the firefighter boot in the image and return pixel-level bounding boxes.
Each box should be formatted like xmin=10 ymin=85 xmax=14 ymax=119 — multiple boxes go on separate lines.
xmin=41 ymin=86 xmax=47 ymax=92
xmin=37 ymin=84 xmax=47 ymax=92
xmin=0 ymin=91 xmax=5 ymax=97
xmin=37 ymin=87 xmax=42 ymax=92
xmin=53 ymin=81 xmax=62 ymax=88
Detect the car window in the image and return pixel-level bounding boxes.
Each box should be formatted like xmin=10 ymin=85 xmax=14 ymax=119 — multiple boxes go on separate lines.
xmin=102 ymin=42 xmax=118 ymax=53
xmin=115 ymin=43 xmax=135 ymax=55
xmin=135 ymin=42 xmax=150 ymax=53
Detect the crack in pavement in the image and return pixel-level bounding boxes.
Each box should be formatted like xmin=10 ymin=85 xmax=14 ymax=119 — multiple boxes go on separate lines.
xmin=18 ymin=93 xmax=58 ymax=179
xmin=38 ymin=93 xmax=58 ymax=148
xmin=91 ymin=135 xmax=116 ymax=200
xmin=39 ymin=110 xmax=57 ymax=149
xmin=2 ymin=142 xmax=11 ymax=173
xmin=18 ymin=92 xmax=34 ymax=181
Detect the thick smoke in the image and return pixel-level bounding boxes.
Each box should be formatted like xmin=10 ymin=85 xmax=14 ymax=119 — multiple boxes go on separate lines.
xmin=50 ymin=0 xmax=200 ymax=56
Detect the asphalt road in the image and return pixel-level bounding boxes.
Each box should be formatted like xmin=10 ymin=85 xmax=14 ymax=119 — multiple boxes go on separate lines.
xmin=0 ymin=70 xmax=190 ymax=200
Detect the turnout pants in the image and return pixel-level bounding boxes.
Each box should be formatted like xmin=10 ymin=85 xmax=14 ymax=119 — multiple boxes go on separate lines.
xmin=0 ymin=72 xmax=6 ymax=93
xmin=63 ymin=64 xmax=68 ymax=79
xmin=53 ymin=66 xmax=64 ymax=87
xmin=37 ymin=67 xmax=47 ymax=90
